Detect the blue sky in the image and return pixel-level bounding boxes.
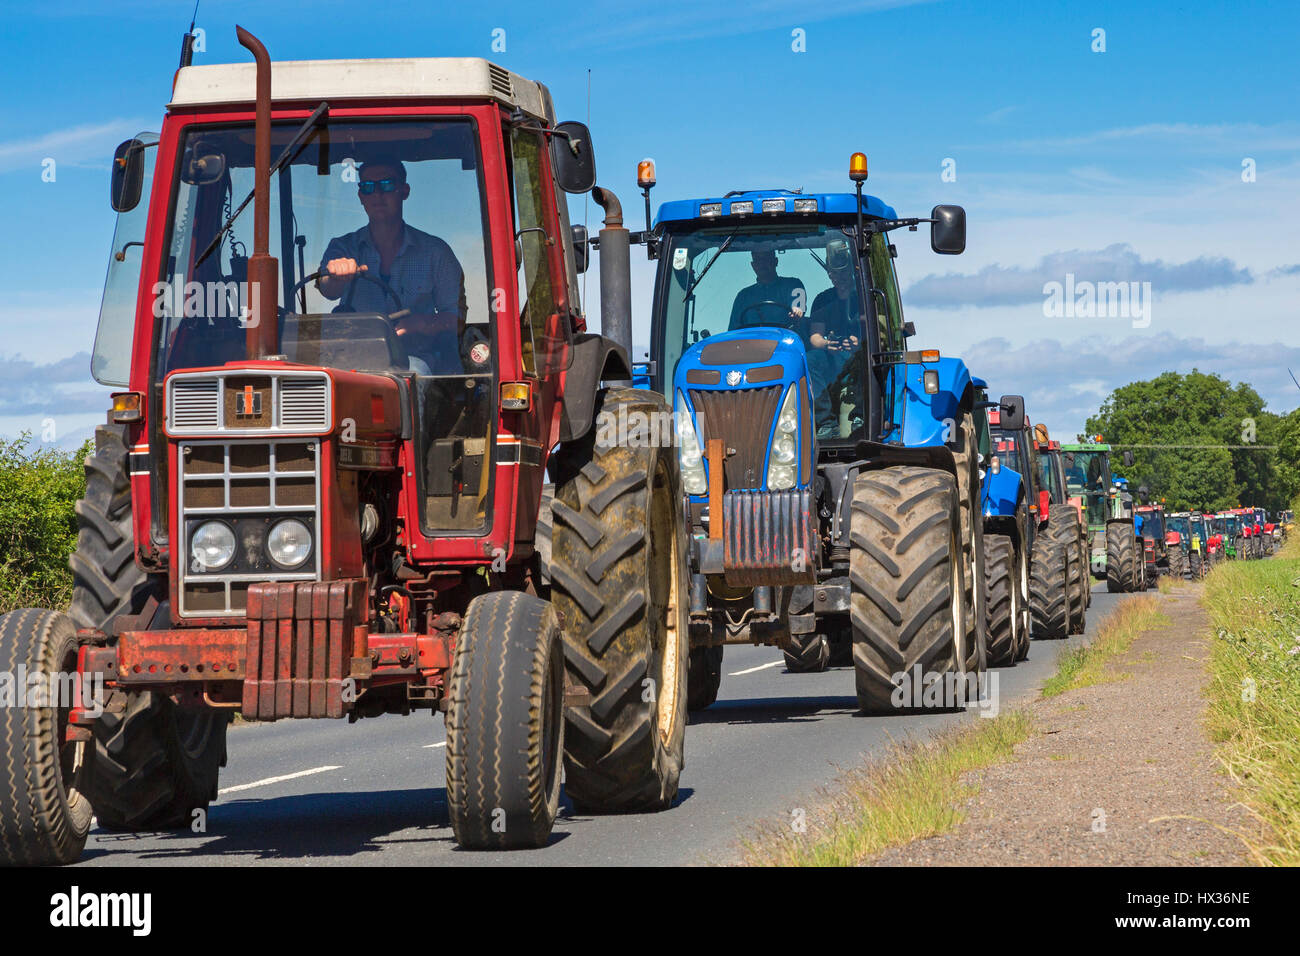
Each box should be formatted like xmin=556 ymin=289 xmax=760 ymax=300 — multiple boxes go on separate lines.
xmin=2 ymin=0 xmax=1298 ymax=446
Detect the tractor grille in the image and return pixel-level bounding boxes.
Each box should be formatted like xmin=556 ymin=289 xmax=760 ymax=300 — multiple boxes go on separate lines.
xmin=178 ymin=439 xmax=321 ymax=618
xmin=689 ymin=386 xmax=782 ymax=490
xmin=166 ymin=371 xmax=331 ymax=434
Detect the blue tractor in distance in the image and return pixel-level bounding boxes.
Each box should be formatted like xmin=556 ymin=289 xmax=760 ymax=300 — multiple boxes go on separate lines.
xmin=971 ymin=379 xmax=1031 ymax=666
xmin=627 ymin=154 xmax=1024 ymax=712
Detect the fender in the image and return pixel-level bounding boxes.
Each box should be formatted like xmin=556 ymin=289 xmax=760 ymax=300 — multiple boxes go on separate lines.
xmin=558 ymin=333 xmax=633 ymax=443
xmin=893 ymin=355 xmax=974 ymax=448
xmin=981 ymin=464 xmax=1024 ymax=518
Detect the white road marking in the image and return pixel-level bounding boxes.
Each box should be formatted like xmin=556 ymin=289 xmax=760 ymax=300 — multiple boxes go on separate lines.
xmin=219 ymin=765 xmax=341 ymax=795
xmin=728 ymin=660 xmax=785 ymax=676
xmin=423 ymin=741 xmax=447 ymax=749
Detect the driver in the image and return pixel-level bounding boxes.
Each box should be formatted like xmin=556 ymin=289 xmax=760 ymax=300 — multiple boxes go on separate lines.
xmin=806 ymin=242 xmax=863 ymax=436
xmin=728 ymin=249 xmax=806 ymax=330
xmin=317 ymin=158 xmax=470 ymax=373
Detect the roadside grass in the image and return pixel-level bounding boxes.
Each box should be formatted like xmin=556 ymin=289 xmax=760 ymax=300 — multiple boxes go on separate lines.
xmin=1040 ymin=595 xmax=1169 ymax=698
xmin=1202 ymin=529 xmax=1300 ymax=866
xmin=738 ymin=710 xmax=1033 ymax=866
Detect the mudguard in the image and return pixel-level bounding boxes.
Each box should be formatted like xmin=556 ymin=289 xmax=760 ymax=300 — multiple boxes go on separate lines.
xmin=891 ymin=355 xmax=974 ymax=448
xmin=981 ymin=464 xmax=1024 ymax=518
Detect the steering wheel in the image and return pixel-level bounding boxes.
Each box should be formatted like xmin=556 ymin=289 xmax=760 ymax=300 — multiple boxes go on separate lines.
xmin=289 ymin=268 xmax=407 ymax=319
xmin=735 ymin=299 xmax=797 ymax=330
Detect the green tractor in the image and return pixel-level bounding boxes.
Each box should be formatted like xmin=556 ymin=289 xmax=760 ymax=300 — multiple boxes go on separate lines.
xmin=1058 ymin=441 xmax=1142 ymax=592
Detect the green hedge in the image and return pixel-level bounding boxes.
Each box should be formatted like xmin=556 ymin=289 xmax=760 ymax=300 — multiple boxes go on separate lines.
xmin=0 ymin=434 xmax=89 ymax=614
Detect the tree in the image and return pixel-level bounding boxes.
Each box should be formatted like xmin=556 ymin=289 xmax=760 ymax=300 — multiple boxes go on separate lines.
xmin=1084 ymin=370 xmax=1290 ymax=511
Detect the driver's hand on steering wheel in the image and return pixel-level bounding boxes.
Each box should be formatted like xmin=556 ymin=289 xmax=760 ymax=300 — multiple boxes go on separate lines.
xmin=325 ymin=257 xmax=365 ymax=279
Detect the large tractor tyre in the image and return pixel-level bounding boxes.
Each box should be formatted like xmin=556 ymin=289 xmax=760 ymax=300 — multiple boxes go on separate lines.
xmin=950 ymin=414 xmax=987 ymax=675
xmin=445 ymin=591 xmax=564 ymax=850
xmin=686 ymin=645 xmax=723 ymax=712
xmin=783 ymin=633 xmax=830 ymax=673
xmin=1014 ymin=542 xmax=1032 ymax=661
xmin=1168 ymin=546 xmax=1187 ymax=580
xmin=983 ymin=535 xmax=1017 ymax=667
xmin=1106 ymin=523 xmax=1137 ymax=593
xmin=550 ymin=389 xmax=688 ymax=813
xmin=0 ymin=610 xmax=94 ymax=865
xmin=1043 ymin=512 xmax=1086 ymax=634
xmin=1189 ymin=552 xmax=1203 ymax=579
xmin=850 ymin=466 xmax=968 ymax=713
xmin=67 ymin=425 xmax=228 ymax=831
xmin=1029 ymin=533 xmax=1069 ymax=640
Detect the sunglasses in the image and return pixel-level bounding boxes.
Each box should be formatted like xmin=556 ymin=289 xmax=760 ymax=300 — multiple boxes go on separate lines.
xmin=358 ymin=178 xmax=400 ymax=195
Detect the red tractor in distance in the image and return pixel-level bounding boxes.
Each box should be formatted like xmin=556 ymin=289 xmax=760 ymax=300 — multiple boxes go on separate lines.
xmin=0 ymin=28 xmax=689 ymax=864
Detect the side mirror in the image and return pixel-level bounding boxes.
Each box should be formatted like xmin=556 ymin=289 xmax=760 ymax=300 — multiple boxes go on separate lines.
xmin=1138 ymin=484 xmax=1151 ymax=504
xmin=1122 ymin=450 xmax=1134 ymax=467
xmin=930 ymin=204 xmax=965 ymax=255
xmin=110 ymin=138 xmax=147 ymax=212
xmin=571 ymin=224 xmax=589 ymax=274
xmin=902 ymin=320 xmax=916 ymax=337
xmin=550 ymin=121 xmax=596 ymax=194
xmin=999 ymin=394 xmax=1026 ymax=431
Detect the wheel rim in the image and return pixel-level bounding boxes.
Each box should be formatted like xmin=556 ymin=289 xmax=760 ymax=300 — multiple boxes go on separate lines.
xmin=54 ymin=644 xmax=89 ymax=817
xmin=950 ymin=517 xmax=966 ymax=675
xmin=541 ymin=636 xmax=562 ymax=799
xmin=649 ymin=458 xmax=683 ymax=750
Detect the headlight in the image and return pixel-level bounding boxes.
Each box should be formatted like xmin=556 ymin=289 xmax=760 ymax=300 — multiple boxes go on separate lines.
xmin=767 ymin=385 xmax=801 ymax=490
xmin=268 ymin=519 xmax=312 ymax=569
xmin=676 ymin=397 xmax=707 ymax=496
xmin=191 ymin=521 xmax=236 ymax=571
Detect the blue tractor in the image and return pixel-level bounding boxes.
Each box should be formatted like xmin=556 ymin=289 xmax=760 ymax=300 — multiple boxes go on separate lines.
xmin=630 ymin=154 xmax=1023 ymax=712
xmin=971 ymin=380 xmax=1032 ymax=666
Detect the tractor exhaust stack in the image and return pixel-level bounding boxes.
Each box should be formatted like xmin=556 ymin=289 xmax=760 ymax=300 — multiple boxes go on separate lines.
xmin=236 ymin=25 xmax=280 ymax=361
xmin=592 ymin=186 xmax=633 ymax=379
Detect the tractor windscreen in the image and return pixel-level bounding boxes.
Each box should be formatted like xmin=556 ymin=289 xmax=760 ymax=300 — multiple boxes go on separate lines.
xmin=154 ymin=118 xmax=497 ymax=534
xmin=1167 ymin=515 xmax=1190 ymax=538
xmin=154 ymin=119 xmax=491 ymax=378
xmin=1063 ymin=449 xmax=1110 ymax=525
xmin=656 ymin=222 xmax=878 ymax=440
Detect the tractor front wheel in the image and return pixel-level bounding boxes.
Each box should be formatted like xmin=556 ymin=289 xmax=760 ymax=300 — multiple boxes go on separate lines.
xmin=850 ymin=466 xmax=969 ymax=712
xmin=983 ymin=534 xmax=1017 ymax=667
xmin=1106 ymin=522 xmax=1137 ymax=593
xmin=445 ymin=591 xmax=564 ymax=849
xmin=0 ymin=609 xmax=94 ymax=865
xmin=783 ymin=632 xmax=830 ymax=673
xmin=687 ymin=645 xmax=724 ymax=712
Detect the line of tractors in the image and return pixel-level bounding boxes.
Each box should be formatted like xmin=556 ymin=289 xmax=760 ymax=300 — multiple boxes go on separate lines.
xmin=0 ymin=30 xmax=1280 ymax=864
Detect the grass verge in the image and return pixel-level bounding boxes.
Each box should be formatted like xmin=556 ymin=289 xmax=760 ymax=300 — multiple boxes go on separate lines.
xmin=1202 ymin=530 xmax=1300 ymax=866
xmin=1040 ymin=594 xmax=1168 ymax=698
xmin=739 ymin=710 xmax=1033 ymax=866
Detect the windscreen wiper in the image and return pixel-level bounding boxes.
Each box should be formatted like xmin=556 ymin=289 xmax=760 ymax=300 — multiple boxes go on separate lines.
xmin=194 ymin=101 xmax=329 ymax=269
xmin=682 ymin=225 xmax=741 ymax=300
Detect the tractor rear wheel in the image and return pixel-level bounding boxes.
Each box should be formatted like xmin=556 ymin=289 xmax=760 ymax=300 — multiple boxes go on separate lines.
xmin=1044 ymin=512 xmax=1086 ymax=634
xmin=69 ymin=425 xmax=227 ymax=831
xmin=783 ymin=633 xmax=830 ymax=673
xmin=951 ymin=414 xmax=987 ymax=675
xmin=686 ymin=645 xmax=723 ymax=712
xmin=1029 ymin=531 xmax=1069 ymax=640
xmin=850 ymin=466 xmax=968 ymax=712
xmin=445 ymin=591 xmax=564 ymax=849
xmin=1168 ymin=547 xmax=1188 ymax=580
xmin=0 ymin=609 xmax=94 ymax=865
xmin=1106 ymin=522 xmax=1137 ymax=593
xmin=983 ymin=534 xmax=1017 ymax=667
xmin=550 ymin=389 xmax=688 ymax=812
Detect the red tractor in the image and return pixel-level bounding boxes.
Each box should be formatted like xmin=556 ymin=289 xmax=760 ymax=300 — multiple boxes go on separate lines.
xmin=0 ymin=29 xmax=689 ymax=864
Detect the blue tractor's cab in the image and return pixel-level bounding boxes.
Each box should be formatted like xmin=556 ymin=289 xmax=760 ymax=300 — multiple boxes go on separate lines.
xmin=631 ymin=155 xmax=1019 ymax=712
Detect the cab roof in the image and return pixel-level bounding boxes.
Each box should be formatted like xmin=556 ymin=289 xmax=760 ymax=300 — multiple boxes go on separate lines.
xmin=169 ymin=57 xmax=553 ymax=121
xmin=655 ymin=189 xmax=897 ymax=228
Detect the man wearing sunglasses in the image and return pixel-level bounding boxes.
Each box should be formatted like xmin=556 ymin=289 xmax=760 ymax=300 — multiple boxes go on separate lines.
xmin=318 ymin=158 xmax=468 ymax=372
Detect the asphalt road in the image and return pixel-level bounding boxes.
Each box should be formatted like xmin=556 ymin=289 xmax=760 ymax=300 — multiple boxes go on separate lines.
xmin=77 ymin=585 xmax=1123 ymax=867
